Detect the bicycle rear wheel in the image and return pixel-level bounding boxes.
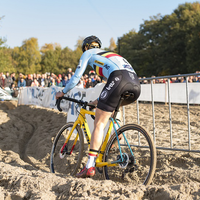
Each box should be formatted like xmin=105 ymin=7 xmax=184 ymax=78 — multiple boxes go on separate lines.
xmin=50 ymin=122 xmax=84 ymax=176
xmin=103 ymin=124 xmax=156 ymax=185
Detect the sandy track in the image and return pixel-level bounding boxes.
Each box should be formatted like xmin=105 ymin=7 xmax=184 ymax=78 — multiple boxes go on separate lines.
xmin=0 ymin=101 xmax=199 ymax=199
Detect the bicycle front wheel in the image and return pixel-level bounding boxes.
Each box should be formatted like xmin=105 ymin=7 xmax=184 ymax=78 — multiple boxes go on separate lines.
xmin=50 ymin=122 xmax=84 ymax=176
xmin=103 ymin=124 xmax=156 ymax=185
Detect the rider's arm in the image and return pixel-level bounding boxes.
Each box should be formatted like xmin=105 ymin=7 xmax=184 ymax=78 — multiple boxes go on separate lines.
xmin=62 ymin=51 xmax=92 ymax=94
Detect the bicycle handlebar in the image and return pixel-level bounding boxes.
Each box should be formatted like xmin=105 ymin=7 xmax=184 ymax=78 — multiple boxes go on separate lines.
xmin=56 ymin=96 xmax=96 ymax=112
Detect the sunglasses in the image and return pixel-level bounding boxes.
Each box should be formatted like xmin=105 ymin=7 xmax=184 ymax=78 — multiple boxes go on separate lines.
xmin=88 ymin=44 xmax=99 ymax=49
xmin=89 ymin=45 xmax=99 ymax=49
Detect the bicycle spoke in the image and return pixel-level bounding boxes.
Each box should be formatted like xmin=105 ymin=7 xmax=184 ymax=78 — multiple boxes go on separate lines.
xmin=103 ymin=124 xmax=156 ymax=185
xmin=50 ymin=122 xmax=84 ymax=176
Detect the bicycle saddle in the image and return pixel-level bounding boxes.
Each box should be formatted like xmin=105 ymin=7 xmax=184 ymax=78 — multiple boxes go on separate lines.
xmin=121 ymin=91 xmax=134 ymax=99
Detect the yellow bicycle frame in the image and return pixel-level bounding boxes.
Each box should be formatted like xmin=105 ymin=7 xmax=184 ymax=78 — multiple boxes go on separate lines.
xmin=64 ymin=107 xmax=118 ymax=167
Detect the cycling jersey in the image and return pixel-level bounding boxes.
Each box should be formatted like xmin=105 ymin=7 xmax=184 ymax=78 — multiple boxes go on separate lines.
xmin=62 ymin=49 xmax=136 ymax=94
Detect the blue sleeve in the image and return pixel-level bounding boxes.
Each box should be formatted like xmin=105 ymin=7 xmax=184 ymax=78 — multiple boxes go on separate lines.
xmin=62 ymin=51 xmax=92 ymax=94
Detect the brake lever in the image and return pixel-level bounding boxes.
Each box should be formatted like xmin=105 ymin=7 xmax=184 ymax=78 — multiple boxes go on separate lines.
xmin=56 ymin=98 xmax=63 ymax=112
xmin=88 ymin=103 xmax=96 ymax=110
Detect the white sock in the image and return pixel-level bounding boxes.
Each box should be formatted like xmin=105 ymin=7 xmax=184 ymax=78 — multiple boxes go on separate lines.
xmin=86 ymin=150 xmax=98 ymax=169
xmin=86 ymin=156 xmax=96 ymax=168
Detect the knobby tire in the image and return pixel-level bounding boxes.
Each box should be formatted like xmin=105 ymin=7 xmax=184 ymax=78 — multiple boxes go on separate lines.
xmin=103 ymin=124 xmax=157 ymax=185
xmin=50 ymin=122 xmax=84 ymax=176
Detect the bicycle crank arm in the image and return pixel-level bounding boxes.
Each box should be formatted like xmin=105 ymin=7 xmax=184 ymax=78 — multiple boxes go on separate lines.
xmin=95 ymin=161 xmax=118 ymax=168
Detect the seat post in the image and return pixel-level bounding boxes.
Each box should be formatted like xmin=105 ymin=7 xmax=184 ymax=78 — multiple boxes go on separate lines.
xmin=112 ymin=95 xmax=124 ymax=120
xmin=112 ymin=91 xmax=134 ymax=120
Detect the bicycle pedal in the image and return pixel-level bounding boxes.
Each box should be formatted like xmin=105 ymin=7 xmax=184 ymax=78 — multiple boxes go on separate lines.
xmin=96 ymin=167 xmax=103 ymax=174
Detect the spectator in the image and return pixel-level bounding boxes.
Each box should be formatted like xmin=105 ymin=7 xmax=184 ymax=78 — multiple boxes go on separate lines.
xmin=5 ymin=72 xmax=13 ymax=88
xmin=17 ymin=73 xmax=24 ymax=83
xmin=142 ymin=77 xmax=148 ymax=84
xmin=40 ymin=74 xmax=46 ymax=87
xmin=171 ymin=77 xmax=177 ymax=83
xmin=92 ymin=75 xmax=101 ymax=86
xmin=192 ymin=76 xmax=198 ymax=82
xmin=18 ymin=77 xmax=26 ymax=88
xmin=85 ymin=77 xmax=93 ymax=88
xmin=180 ymin=77 xmax=185 ymax=83
xmin=46 ymin=75 xmax=52 ymax=87
xmin=37 ymin=74 xmax=41 ymax=86
xmin=83 ymin=77 xmax=89 ymax=88
xmin=5 ymin=72 xmax=13 ymax=89
xmin=158 ymin=78 xmax=164 ymax=83
xmin=11 ymin=72 xmax=16 ymax=82
xmin=50 ymin=73 xmax=55 ymax=79
xmin=0 ymin=74 xmax=6 ymax=89
xmin=33 ymin=73 xmax=37 ymax=80
xmin=196 ymin=71 xmax=200 ymax=82
xmin=62 ymin=75 xmax=69 ymax=87
xmin=89 ymin=70 xmax=95 ymax=75
xmin=188 ymin=76 xmax=193 ymax=83
xmin=151 ymin=76 xmax=156 ymax=84
xmin=26 ymin=74 xmax=33 ymax=87
xmin=31 ymin=78 xmax=39 ymax=87
xmin=61 ymin=73 xmax=66 ymax=81
xmin=66 ymin=68 xmax=73 ymax=77
xmin=10 ymin=83 xmax=19 ymax=98
xmin=68 ymin=73 xmax=72 ymax=81
xmin=83 ymin=74 xmax=88 ymax=88
xmin=56 ymin=74 xmax=63 ymax=87
xmin=90 ymin=74 xmax=95 ymax=82
xmin=49 ymin=77 xmax=56 ymax=86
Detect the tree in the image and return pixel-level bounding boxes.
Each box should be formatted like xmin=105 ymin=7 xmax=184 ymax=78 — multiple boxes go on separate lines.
xmin=0 ymin=47 xmax=14 ymax=73
xmin=0 ymin=16 xmax=14 ymax=73
xmin=40 ymin=46 xmax=61 ymax=74
xmin=12 ymin=38 xmax=41 ymax=74
xmin=118 ymin=2 xmax=200 ymax=76
xmin=58 ymin=38 xmax=83 ymax=74
xmin=109 ymin=37 xmax=116 ymax=51
xmin=40 ymin=43 xmax=61 ymax=54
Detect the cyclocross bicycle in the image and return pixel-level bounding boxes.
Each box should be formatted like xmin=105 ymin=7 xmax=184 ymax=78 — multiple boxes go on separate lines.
xmin=50 ymin=92 xmax=157 ymax=185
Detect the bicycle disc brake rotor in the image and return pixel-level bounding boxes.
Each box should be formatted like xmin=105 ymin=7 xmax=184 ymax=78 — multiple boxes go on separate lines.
xmin=117 ymin=153 xmax=129 ymax=168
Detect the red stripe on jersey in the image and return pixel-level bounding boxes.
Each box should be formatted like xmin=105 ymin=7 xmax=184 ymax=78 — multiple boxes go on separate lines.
xmin=105 ymin=53 xmax=122 ymax=58
xmin=98 ymin=67 xmax=103 ymax=76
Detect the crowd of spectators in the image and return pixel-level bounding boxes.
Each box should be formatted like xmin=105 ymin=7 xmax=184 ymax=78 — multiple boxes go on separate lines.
xmin=0 ymin=68 xmax=107 ymax=97
xmin=140 ymin=71 xmax=200 ymax=84
xmin=0 ymin=69 xmax=199 ymax=98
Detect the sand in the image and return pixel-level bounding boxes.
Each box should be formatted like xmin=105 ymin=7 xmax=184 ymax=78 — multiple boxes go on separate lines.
xmin=0 ymin=100 xmax=200 ymax=200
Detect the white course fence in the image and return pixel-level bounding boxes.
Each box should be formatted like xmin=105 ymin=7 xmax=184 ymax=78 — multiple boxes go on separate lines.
xmin=17 ymin=72 xmax=200 ymax=153
xmin=135 ymin=73 xmax=200 ymax=153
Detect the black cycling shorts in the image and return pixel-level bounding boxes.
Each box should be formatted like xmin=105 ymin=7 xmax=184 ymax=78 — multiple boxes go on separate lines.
xmin=97 ymin=70 xmax=141 ymax=112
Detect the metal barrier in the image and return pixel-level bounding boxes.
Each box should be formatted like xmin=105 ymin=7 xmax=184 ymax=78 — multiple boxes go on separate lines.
xmin=123 ymin=72 xmax=200 ymax=153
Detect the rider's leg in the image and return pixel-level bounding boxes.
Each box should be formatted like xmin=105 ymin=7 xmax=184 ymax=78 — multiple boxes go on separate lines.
xmin=90 ymin=108 xmax=112 ymax=150
xmin=76 ymin=108 xmax=112 ymax=178
xmin=87 ymin=108 xmax=112 ymax=169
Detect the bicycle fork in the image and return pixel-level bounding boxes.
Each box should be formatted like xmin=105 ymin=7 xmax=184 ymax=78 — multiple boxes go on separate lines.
xmin=60 ymin=127 xmax=79 ymax=156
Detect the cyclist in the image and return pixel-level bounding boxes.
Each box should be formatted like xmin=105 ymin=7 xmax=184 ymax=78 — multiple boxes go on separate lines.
xmin=56 ymin=35 xmax=141 ymax=178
